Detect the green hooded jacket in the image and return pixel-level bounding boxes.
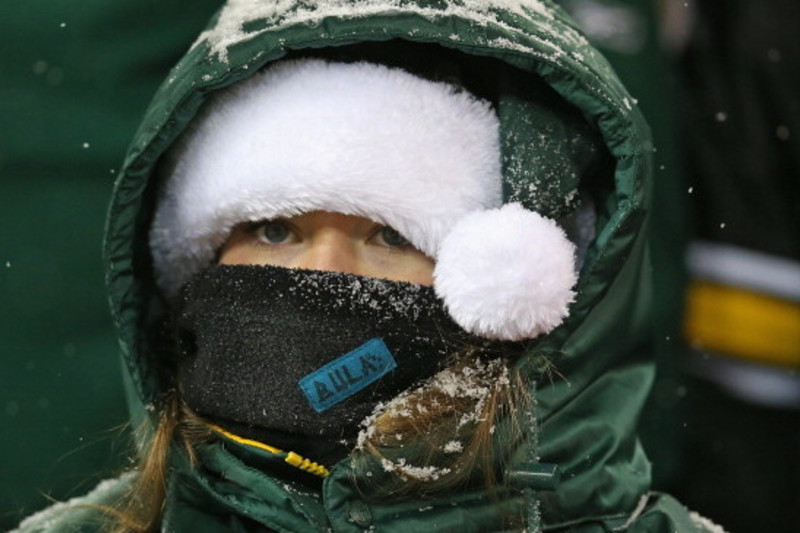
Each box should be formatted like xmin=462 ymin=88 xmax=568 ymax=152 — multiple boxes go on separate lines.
xmin=15 ymin=1 xmax=721 ymax=531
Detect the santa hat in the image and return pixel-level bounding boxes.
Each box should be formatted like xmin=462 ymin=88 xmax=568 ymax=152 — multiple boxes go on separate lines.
xmin=151 ymin=59 xmax=580 ymax=341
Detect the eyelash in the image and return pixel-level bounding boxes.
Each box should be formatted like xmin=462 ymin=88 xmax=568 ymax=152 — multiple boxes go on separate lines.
xmin=247 ymin=219 xmax=295 ymax=244
xmin=372 ymin=225 xmax=410 ymax=248
xmin=245 ymin=219 xmax=412 ymax=249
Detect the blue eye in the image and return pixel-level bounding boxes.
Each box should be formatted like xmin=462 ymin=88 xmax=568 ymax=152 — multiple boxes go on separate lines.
xmin=379 ymin=226 xmax=409 ymax=247
xmin=257 ymin=220 xmax=291 ymax=243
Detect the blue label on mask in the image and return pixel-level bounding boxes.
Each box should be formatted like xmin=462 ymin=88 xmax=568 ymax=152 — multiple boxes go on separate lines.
xmin=299 ymin=338 xmax=397 ymax=413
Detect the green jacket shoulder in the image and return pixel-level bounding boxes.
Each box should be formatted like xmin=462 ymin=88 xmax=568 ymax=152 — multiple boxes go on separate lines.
xmin=11 ymin=473 xmax=135 ymax=533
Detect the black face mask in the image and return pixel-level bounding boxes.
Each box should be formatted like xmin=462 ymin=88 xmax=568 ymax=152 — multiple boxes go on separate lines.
xmin=173 ymin=264 xmax=477 ymax=465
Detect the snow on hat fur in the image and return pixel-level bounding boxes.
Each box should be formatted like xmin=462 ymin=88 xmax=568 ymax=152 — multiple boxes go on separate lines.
xmin=151 ymin=59 xmax=576 ymax=341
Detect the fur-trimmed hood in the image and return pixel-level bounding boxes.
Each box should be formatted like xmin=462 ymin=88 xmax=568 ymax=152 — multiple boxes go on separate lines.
xmin=100 ymin=1 xmax=706 ymax=531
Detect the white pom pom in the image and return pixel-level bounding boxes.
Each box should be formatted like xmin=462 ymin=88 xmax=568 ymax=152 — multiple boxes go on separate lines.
xmin=433 ymin=203 xmax=577 ymax=341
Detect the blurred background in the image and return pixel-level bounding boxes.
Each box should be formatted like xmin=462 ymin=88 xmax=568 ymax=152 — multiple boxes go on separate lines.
xmin=559 ymin=2 xmax=799 ymax=532
xmin=1 ymin=1 xmax=797 ymax=531
xmin=0 ymin=2 xmax=223 ymax=528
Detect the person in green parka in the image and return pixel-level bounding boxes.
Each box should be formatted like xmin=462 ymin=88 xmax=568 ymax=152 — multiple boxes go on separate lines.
xmin=14 ymin=1 xmax=725 ymax=532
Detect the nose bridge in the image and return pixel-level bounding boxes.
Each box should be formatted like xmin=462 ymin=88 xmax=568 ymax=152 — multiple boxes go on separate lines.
xmin=297 ymin=231 xmax=360 ymax=275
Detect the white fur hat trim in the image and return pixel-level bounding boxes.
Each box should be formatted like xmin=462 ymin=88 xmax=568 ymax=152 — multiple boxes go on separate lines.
xmin=151 ymin=59 xmax=503 ymax=295
xmin=434 ymin=203 xmax=577 ymax=341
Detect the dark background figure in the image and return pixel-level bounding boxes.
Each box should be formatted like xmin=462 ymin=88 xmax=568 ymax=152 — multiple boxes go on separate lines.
xmin=0 ymin=2 xmax=223 ymax=528
xmin=676 ymin=1 xmax=800 ymax=531
xmin=562 ymin=2 xmax=800 ymax=532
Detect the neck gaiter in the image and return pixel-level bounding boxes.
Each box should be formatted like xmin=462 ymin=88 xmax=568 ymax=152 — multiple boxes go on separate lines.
xmin=173 ymin=264 xmax=477 ymax=465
